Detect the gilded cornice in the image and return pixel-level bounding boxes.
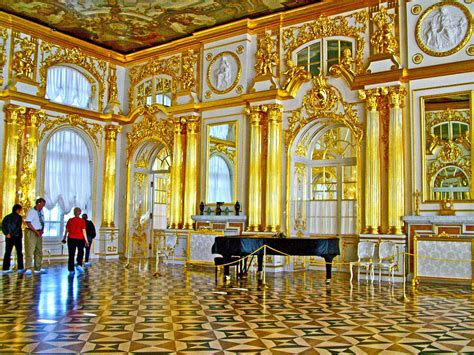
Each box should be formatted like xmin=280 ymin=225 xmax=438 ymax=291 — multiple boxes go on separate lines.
xmin=39 ymin=44 xmax=107 ymax=112
xmin=39 ymin=113 xmax=103 ymax=148
xmin=126 ymin=106 xmax=174 ymax=161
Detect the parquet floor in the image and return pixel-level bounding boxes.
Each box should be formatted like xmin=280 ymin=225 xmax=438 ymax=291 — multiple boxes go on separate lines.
xmin=0 ymin=259 xmax=473 ymax=354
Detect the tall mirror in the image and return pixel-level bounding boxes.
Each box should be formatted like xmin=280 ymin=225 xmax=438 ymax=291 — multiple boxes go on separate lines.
xmin=206 ymin=121 xmax=238 ymax=204
xmin=422 ymin=91 xmax=472 ymax=201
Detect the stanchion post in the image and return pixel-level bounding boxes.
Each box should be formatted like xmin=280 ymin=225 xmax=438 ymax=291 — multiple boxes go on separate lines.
xmin=263 ymin=245 xmax=267 ymax=285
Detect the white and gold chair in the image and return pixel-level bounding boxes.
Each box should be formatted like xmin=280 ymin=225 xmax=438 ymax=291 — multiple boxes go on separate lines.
xmin=374 ymin=241 xmax=398 ymax=284
xmin=350 ymin=241 xmax=376 ymax=284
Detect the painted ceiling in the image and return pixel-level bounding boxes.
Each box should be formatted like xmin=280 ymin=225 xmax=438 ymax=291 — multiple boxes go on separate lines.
xmin=0 ymin=0 xmax=321 ymax=54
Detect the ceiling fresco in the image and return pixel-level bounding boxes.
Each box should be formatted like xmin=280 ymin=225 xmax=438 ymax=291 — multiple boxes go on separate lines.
xmin=0 ymin=0 xmax=321 ymax=54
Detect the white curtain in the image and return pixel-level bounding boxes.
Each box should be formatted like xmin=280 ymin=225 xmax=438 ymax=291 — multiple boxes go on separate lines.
xmin=44 ymin=130 xmax=92 ymax=214
xmin=208 ymin=154 xmax=232 ymax=203
xmin=209 ymin=125 xmax=229 ymax=140
xmin=46 ymin=66 xmax=91 ymax=109
xmin=308 ymin=200 xmax=337 ymax=234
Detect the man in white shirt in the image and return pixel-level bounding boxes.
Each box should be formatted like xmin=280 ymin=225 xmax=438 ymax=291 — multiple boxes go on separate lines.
xmin=24 ymin=198 xmax=47 ymax=275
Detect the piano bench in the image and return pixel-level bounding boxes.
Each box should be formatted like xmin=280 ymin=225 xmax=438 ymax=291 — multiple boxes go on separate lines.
xmin=214 ymin=256 xmax=240 ymax=282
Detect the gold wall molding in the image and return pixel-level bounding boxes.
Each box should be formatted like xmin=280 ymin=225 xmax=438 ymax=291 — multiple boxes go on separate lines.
xmin=126 ymin=105 xmax=174 ymax=161
xmin=370 ymin=6 xmax=398 ymax=56
xmin=285 ymin=74 xmax=363 ymax=148
xmin=180 ymin=50 xmax=198 ymax=92
xmin=39 ymin=44 xmax=107 ymax=112
xmin=39 ymin=113 xmax=103 ymax=148
xmin=0 ymin=26 xmax=8 ymax=86
xmin=255 ymin=31 xmax=279 ymax=78
xmin=10 ymin=32 xmax=38 ymax=83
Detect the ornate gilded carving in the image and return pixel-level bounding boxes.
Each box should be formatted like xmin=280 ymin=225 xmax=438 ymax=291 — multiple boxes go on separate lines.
xmin=370 ymin=6 xmax=398 ymax=55
xmin=126 ymin=105 xmax=174 ymax=160
xmin=303 ymin=74 xmax=338 ymax=114
xmin=11 ymin=33 xmax=37 ymax=81
xmin=180 ymin=50 xmax=197 ymax=91
xmin=0 ymin=27 xmax=8 ymax=85
xmin=282 ymin=10 xmax=368 ymax=79
xmin=39 ymin=44 xmax=106 ymax=111
xmin=285 ymin=74 xmax=363 ymax=147
xmin=210 ymin=143 xmax=235 ymax=163
xmin=39 ymin=113 xmax=103 ymax=147
xmin=255 ymin=32 xmax=279 ymax=77
xmin=131 ymin=204 xmax=148 ymax=257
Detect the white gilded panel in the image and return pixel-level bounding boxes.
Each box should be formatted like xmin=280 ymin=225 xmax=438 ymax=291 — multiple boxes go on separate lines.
xmin=417 ymin=240 xmax=472 ymax=279
xmin=189 ymin=233 xmax=219 ymax=262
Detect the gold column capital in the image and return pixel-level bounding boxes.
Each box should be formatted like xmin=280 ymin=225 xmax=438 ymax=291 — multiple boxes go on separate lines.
xmin=185 ymin=116 xmax=200 ymax=133
xmin=359 ymin=88 xmax=384 ymax=112
xmin=266 ymin=104 xmax=283 ymax=122
xmin=3 ymin=104 xmax=26 ymax=122
xmin=387 ymin=86 xmax=407 ymax=109
xmin=28 ymin=108 xmax=46 ymax=126
xmin=105 ymin=124 xmax=122 ymax=140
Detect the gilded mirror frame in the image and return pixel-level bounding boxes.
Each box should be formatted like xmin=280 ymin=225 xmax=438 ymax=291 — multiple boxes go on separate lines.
xmin=420 ymin=90 xmax=473 ymax=202
xmin=205 ymin=120 xmax=239 ymax=205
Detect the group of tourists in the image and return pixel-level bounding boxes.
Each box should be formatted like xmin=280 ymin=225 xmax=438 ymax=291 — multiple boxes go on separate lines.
xmin=1 ymin=198 xmax=96 ymax=276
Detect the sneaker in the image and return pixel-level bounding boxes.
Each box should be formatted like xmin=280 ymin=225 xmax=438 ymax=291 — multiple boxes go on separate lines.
xmin=76 ymin=265 xmax=84 ymax=273
xmin=68 ymin=271 xmax=75 ymax=276
xmin=25 ymin=269 xmax=32 ymax=275
xmin=17 ymin=269 xmax=25 ymax=274
xmin=84 ymin=262 xmax=92 ymax=267
xmin=2 ymin=270 xmax=13 ymax=274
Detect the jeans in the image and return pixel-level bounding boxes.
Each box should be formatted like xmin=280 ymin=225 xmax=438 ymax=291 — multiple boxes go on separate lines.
xmin=2 ymin=237 xmax=24 ymax=270
xmin=68 ymin=238 xmax=85 ymax=272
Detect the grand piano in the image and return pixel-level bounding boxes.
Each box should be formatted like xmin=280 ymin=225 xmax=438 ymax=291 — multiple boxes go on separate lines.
xmin=211 ymin=235 xmax=340 ymax=282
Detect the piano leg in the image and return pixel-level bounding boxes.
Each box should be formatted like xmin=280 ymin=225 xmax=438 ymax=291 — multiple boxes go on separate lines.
xmin=223 ymin=255 xmax=230 ymax=281
xmin=324 ymin=255 xmax=335 ymax=284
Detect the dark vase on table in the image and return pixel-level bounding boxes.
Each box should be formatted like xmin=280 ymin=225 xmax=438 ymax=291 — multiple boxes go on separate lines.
xmin=199 ymin=201 xmax=205 ymax=215
xmin=235 ymin=201 xmax=240 ymax=216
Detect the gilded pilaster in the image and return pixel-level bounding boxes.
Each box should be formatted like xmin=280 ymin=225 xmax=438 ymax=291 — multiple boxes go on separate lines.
xmin=246 ymin=106 xmax=264 ymax=232
xmin=18 ymin=109 xmax=44 ymax=212
xmin=359 ymin=89 xmax=382 ymax=234
xmin=183 ymin=116 xmax=200 ymax=229
xmin=265 ymin=104 xmax=283 ymax=232
xmin=1 ymin=105 xmax=25 ymax=217
xmin=170 ymin=117 xmax=184 ymax=229
xmin=102 ymin=124 xmax=121 ymax=227
xmin=387 ymin=86 xmax=406 ymax=234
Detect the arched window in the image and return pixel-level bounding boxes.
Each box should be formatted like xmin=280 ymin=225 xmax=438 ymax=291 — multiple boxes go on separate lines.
xmin=295 ymin=38 xmax=353 ymax=76
xmin=46 ymin=66 xmax=92 ymax=109
xmin=43 ymin=129 xmax=92 ymax=239
xmin=151 ymin=147 xmax=171 ymax=229
xmin=136 ymin=77 xmax=172 ymax=107
xmin=208 ymin=154 xmax=233 ymax=203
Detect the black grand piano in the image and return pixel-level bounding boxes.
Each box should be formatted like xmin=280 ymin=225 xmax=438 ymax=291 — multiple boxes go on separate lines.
xmin=211 ymin=235 xmax=340 ymax=282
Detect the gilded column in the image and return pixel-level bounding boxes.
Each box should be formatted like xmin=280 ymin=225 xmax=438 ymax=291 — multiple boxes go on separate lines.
xmin=265 ymin=104 xmax=283 ymax=232
xmin=183 ymin=116 xmax=200 ymax=229
xmin=18 ymin=109 xmax=45 ymax=212
xmin=359 ymin=89 xmax=381 ymax=234
xmin=170 ymin=118 xmax=184 ymax=229
xmin=246 ymin=106 xmax=264 ymax=232
xmin=1 ymin=105 xmax=26 ymax=217
xmin=101 ymin=124 xmax=122 ymax=227
xmin=387 ymin=86 xmax=406 ymax=234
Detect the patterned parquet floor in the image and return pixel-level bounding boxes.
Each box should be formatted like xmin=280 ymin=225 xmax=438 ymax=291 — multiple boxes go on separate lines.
xmin=0 ymin=259 xmax=473 ymax=354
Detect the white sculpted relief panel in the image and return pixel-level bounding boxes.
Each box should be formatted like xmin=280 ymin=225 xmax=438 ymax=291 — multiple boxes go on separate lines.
xmin=206 ymin=51 xmax=241 ymax=94
xmin=416 ymin=2 xmax=472 ymax=56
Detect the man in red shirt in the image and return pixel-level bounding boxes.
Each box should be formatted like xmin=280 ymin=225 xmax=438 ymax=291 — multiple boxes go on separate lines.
xmin=62 ymin=207 xmax=89 ymax=276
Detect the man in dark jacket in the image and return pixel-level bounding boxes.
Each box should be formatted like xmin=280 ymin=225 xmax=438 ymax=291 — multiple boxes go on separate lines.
xmin=82 ymin=213 xmax=96 ymax=266
xmin=2 ymin=204 xmax=24 ymax=273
